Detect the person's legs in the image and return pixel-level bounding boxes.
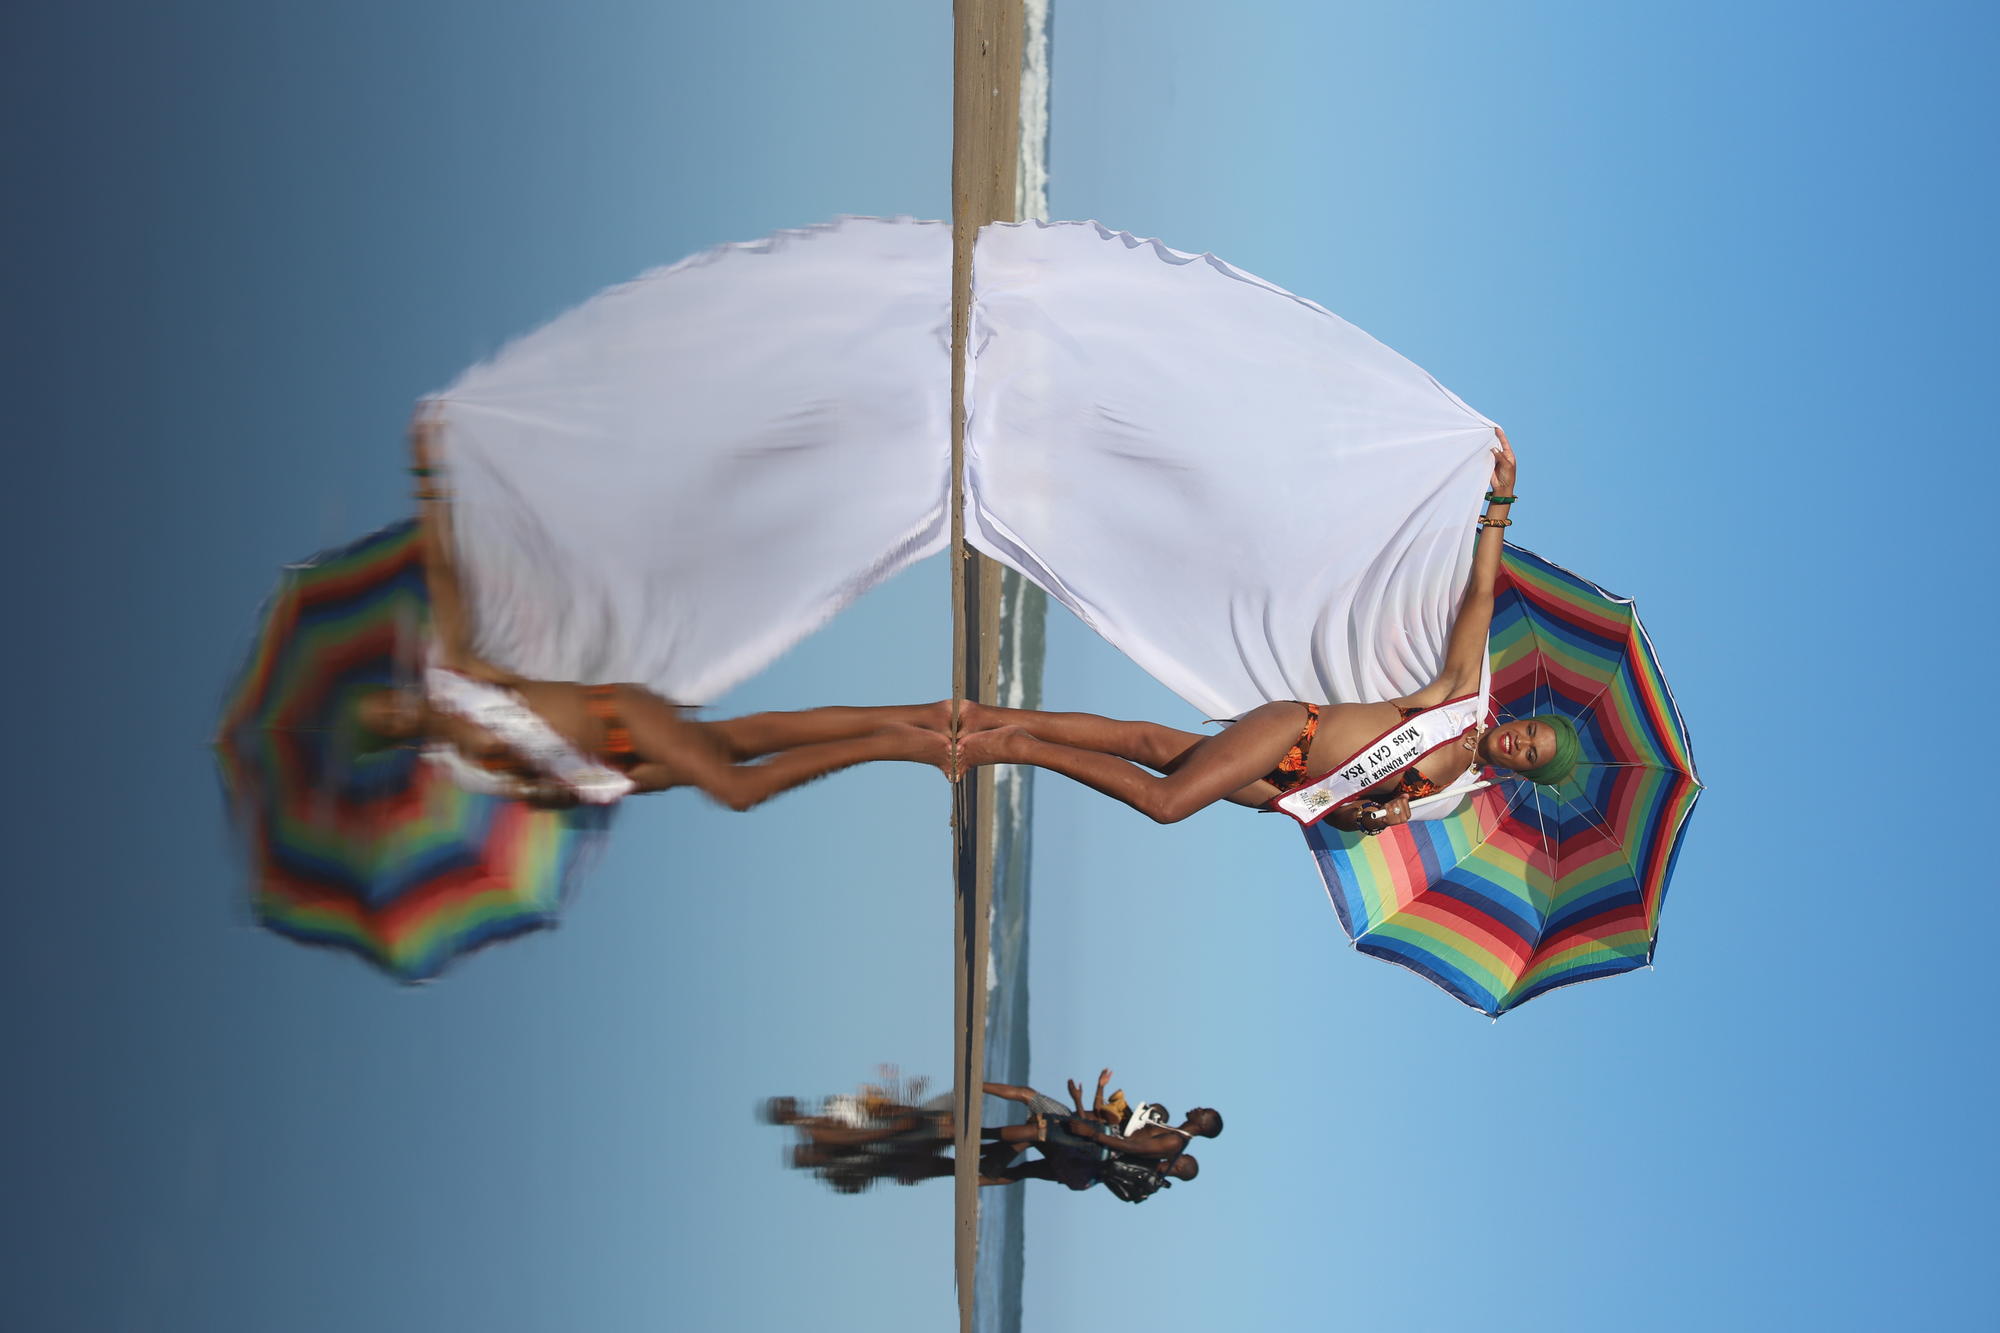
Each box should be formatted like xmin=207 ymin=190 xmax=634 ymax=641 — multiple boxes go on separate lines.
xmin=960 ymin=701 xmax=1307 ymax=823
xmin=698 ymin=701 xmax=953 ymax=760
xmin=959 ymin=700 xmax=1203 ymax=772
xmin=976 ymin=1137 xmax=1017 ymax=1163
xmin=979 ymin=1157 xmax=1068 ymax=1187
xmin=614 ymin=689 xmax=949 ymax=811
xmin=987 ymin=1120 xmax=1050 ymax=1147
xmin=897 ymin=1156 xmax=954 ymax=1182
xmin=802 ymin=1120 xmax=922 ymax=1149
xmin=708 ymin=729 xmax=951 ymax=811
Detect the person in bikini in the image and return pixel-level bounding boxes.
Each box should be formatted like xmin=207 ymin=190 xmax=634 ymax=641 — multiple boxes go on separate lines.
xmin=953 ymin=433 xmax=1579 ymax=832
xmin=352 ymin=409 xmax=954 ymax=810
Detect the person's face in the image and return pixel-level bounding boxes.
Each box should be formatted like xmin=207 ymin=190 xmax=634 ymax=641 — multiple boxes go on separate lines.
xmin=1477 ymin=718 xmax=1555 ymax=772
xmin=357 ymin=689 xmax=424 ymax=741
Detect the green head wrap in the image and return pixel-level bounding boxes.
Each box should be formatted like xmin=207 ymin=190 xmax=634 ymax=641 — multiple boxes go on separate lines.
xmin=1519 ymin=714 xmax=1581 ymax=786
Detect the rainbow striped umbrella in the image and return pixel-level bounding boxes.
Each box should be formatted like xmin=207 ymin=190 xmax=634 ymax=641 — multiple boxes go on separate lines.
xmin=1305 ymin=544 xmax=1701 ymax=1016
xmin=215 ymin=520 xmax=610 ymax=982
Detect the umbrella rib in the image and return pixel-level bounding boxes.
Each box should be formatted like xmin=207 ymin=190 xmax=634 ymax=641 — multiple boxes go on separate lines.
xmin=1506 ymin=811 xmax=1657 ymax=1010
xmin=1507 ymin=553 xmax=1636 ymax=755
xmin=1559 ymin=622 xmax=1640 ymax=727
xmin=1487 ymin=550 xmax=1693 ymax=1008
xmin=1504 ymin=780 xmax=1610 ymax=1009
xmin=1501 ymin=747 xmax=1676 ymax=1006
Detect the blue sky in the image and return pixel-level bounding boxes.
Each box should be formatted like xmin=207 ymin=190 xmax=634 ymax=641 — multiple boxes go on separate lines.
xmin=1020 ymin=4 xmax=1997 ymax=1328
xmin=4 ymin=2 xmax=1996 ymax=1330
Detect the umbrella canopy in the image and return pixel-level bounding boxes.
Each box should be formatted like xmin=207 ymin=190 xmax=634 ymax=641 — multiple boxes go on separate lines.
xmin=215 ymin=520 xmax=609 ymax=982
xmin=1305 ymin=544 xmax=1701 ymax=1016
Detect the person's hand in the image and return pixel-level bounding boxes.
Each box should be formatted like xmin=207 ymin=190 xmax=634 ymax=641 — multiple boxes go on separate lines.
xmin=520 ymin=781 xmax=581 ymax=810
xmin=1351 ymin=796 xmax=1411 ymax=834
xmin=1027 ymin=1114 xmax=1047 ymax=1143
xmin=409 ymin=403 xmax=444 ymax=459
xmin=1097 ymin=1068 xmax=1113 ymax=1090
xmin=1489 ymin=428 xmax=1517 ymax=494
xmin=1068 ymin=1078 xmax=1084 ymax=1103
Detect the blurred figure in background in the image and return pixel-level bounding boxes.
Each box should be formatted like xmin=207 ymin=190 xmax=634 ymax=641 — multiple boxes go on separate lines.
xmin=763 ymin=1069 xmax=956 ymax=1194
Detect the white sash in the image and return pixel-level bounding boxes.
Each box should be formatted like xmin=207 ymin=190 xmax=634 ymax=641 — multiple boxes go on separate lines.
xmin=421 ymin=743 xmax=529 ymax=799
xmin=1273 ymin=695 xmax=1484 ymax=826
xmin=423 ymin=666 xmax=636 ymax=806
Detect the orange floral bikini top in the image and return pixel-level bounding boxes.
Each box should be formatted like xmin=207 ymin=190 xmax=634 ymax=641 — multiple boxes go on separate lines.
xmin=467 ymin=685 xmax=638 ymax=773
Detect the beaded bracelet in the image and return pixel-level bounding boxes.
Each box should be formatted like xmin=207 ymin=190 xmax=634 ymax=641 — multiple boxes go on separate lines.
xmin=1478 ymin=516 xmax=1513 ymax=529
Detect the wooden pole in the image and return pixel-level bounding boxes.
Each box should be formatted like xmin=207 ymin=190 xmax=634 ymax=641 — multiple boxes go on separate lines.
xmin=950 ymin=1 xmax=1022 ymax=1327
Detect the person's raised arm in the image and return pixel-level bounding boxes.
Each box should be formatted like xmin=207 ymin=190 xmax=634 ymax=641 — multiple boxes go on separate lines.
xmin=1400 ymin=429 xmax=1516 ymax=708
xmin=411 ymin=405 xmax=517 ymax=684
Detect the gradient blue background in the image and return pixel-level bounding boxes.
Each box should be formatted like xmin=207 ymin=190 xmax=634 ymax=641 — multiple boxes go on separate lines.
xmin=4 ymin=2 xmax=1994 ymax=1330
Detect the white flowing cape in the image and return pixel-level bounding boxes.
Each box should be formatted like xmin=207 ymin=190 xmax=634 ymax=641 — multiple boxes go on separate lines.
xmin=965 ymin=221 xmax=1497 ymax=719
xmin=433 ymin=217 xmax=952 ymax=705
xmin=427 ymin=216 xmax=1493 ymax=724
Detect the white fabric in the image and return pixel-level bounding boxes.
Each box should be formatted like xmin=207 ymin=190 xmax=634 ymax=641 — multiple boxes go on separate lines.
xmin=423 ymin=215 xmax=1499 ymax=794
xmin=822 ymin=1094 xmax=871 ymax=1129
xmin=433 ymin=217 xmax=953 ymax=705
xmin=1272 ymin=695 xmax=1484 ymax=825
xmin=964 ymin=220 xmax=1500 ymax=722
xmin=1406 ymin=769 xmax=1487 ymax=821
xmin=420 ymin=744 xmax=527 ymax=800
xmin=423 ymin=666 xmax=635 ymax=805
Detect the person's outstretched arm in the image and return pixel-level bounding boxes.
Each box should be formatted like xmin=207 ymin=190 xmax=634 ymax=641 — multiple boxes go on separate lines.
xmin=981 ymin=1082 xmax=1041 ymax=1106
xmin=1064 ymin=1121 xmax=1183 ymax=1156
xmin=1397 ymin=429 xmax=1517 ymax=709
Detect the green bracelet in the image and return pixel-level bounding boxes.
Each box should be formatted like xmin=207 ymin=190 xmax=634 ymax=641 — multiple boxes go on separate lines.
xmin=1485 ymin=492 xmax=1516 ymax=504
xmin=409 ymin=465 xmax=436 ymax=477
